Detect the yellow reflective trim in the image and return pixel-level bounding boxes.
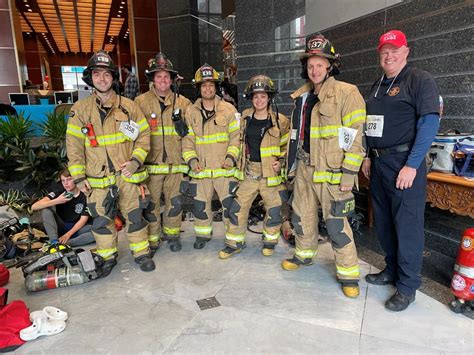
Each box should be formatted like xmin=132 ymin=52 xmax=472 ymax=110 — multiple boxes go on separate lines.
xmin=146 ymin=164 xmax=189 ymax=174
xmin=227 ymin=145 xmax=240 ymax=157
xmin=88 ymin=175 xmax=116 ymax=188
xmin=336 ymin=264 xmax=360 ymax=276
xmin=312 ymin=171 xmax=342 ymax=184
xmin=133 ymin=148 xmax=147 ymax=162
xmin=234 ymin=170 xmax=244 ymax=180
xmin=163 ymin=226 xmax=180 ymax=235
xmin=122 ymin=170 xmax=149 ymax=183
xmin=342 ymin=109 xmax=366 ymax=127
xmin=196 ymin=132 xmax=229 ymax=144
xmin=228 ymin=119 xmax=240 ymax=133
xmin=194 ymin=225 xmax=212 ymax=235
xmin=295 ymin=248 xmax=316 ymax=259
xmin=188 ymin=127 xmax=195 ymax=136
xmin=148 ymin=234 xmax=160 ymax=242
xmin=267 ymin=175 xmax=283 ymax=186
xmin=137 ymin=118 xmax=149 ymax=132
xmin=260 ymin=146 xmax=280 ymax=158
xmin=344 ymin=153 xmax=364 ymax=167
xmin=226 ymin=232 xmax=245 ymax=242
xmin=188 ymin=168 xmax=236 ymax=179
xmin=96 ymin=247 xmax=118 ymax=259
xmin=84 ymin=132 xmax=129 ymax=147
xmin=69 ymin=164 xmax=85 ymax=176
xmin=263 ymin=230 xmax=280 ymax=240
xmin=280 ymin=133 xmax=289 ymax=146
xmin=66 ymin=124 xmax=86 ymax=139
xmin=130 ymin=240 xmax=149 ymax=252
xmin=183 ymin=150 xmax=198 ymax=161
xmin=151 ymin=126 xmax=179 ymax=136
xmin=310 ymin=125 xmax=341 ymax=138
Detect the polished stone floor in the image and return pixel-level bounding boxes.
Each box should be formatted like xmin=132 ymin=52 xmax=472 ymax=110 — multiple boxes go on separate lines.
xmin=6 ymin=221 xmax=474 ymax=354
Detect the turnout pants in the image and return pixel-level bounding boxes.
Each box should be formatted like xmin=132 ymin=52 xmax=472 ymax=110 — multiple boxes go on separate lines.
xmin=226 ymin=161 xmax=286 ymax=248
xmin=292 ymin=163 xmax=359 ymax=282
xmin=370 ymin=151 xmax=426 ymax=295
xmin=189 ymin=176 xmax=237 ymax=240
xmin=87 ymin=175 xmax=150 ymax=260
xmin=146 ymin=173 xmax=183 ymax=244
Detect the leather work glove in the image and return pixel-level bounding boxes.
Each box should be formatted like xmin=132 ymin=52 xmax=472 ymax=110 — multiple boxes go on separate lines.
xmin=120 ymin=160 xmax=140 ymax=178
xmin=189 ymin=158 xmax=202 ymax=173
xmin=103 ymin=185 xmax=119 ymax=219
xmin=222 ymin=155 xmax=236 ymax=170
xmin=75 ymin=179 xmax=91 ymax=196
xmin=172 ymin=109 xmax=189 ymax=137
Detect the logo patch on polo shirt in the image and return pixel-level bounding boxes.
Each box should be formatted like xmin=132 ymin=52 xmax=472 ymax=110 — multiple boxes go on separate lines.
xmin=388 ymin=86 xmax=400 ymax=96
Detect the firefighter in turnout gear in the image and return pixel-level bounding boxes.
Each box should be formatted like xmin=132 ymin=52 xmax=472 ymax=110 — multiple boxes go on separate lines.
xmin=66 ymin=50 xmax=155 ymax=273
xmin=134 ymin=53 xmax=191 ymax=252
xmin=219 ymin=75 xmax=290 ymax=259
xmin=281 ymin=34 xmax=366 ymax=298
xmin=182 ymin=63 xmax=240 ymax=249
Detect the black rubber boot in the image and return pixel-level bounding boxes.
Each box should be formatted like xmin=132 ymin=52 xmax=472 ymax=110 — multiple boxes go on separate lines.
xmin=385 ymin=291 xmax=415 ymax=312
xmin=193 ymin=236 xmax=210 ymax=249
xmin=365 ymin=270 xmax=396 ymax=286
xmin=150 ymin=240 xmax=162 ymax=257
xmin=134 ymin=255 xmax=156 ymax=272
xmin=168 ymin=238 xmax=182 ymax=252
xmin=95 ymin=253 xmax=118 ymax=279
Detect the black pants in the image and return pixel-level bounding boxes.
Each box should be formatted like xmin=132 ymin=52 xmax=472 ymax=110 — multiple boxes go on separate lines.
xmin=370 ymin=151 xmax=427 ymax=296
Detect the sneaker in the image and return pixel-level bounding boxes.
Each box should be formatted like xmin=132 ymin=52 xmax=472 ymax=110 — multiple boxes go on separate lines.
xmin=385 ymin=291 xmax=415 ymax=312
xmin=194 ymin=237 xmax=210 ymax=249
xmin=365 ymin=270 xmax=396 ymax=286
xmin=134 ymin=255 xmax=156 ymax=272
xmin=219 ymin=246 xmax=242 ymax=259
xmin=341 ymin=282 xmax=360 ymax=298
xmin=281 ymin=256 xmax=313 ymax=271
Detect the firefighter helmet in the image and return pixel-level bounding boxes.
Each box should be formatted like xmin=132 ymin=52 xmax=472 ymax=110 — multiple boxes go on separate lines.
xmin=300 ymin=34 xmax=341 ymax=77
xmin=244 ymin=75 xmax=277 ymax=98
xmin=82 ymin=50 xmax=119 ymax=87
xmin=193 ymin=63 xmax=221 ymax=84
xmin=145 ymin=52 xmax=178 ymax=81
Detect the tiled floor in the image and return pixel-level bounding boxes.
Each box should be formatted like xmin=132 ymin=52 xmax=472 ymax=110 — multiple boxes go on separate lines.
xmin=6 ymin=221 xmax=474 ymax=354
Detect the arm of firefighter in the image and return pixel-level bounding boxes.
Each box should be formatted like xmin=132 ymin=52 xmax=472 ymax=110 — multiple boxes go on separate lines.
xmin=66 ymin=106 xmax=87 ymax=182
xmin=130 ymin=104 xmax=150 ymax=165
xmin=226 ymin=107 xmax=241 ymax=161
xmin=340 ymin=88 xmax=367 ymax=188
xmin=182 ymin=109 xmax=199 ymax=163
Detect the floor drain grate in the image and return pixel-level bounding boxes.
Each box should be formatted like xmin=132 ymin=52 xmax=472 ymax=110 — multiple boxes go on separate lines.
xmin=196 ymin=296 xmax=221 ymax=310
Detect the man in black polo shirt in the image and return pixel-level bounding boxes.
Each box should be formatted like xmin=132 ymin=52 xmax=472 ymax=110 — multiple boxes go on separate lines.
xmin=32 ymin=168 xmax=94 ymax=247
xmin=362 ymin=30 xmax=440 ymax=311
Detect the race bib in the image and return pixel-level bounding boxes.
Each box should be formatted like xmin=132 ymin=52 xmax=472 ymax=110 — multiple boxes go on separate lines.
xmin=366 ymin=115 xmax=384 ymax=137
xmin=120 ymin=120 xmax=139 ymax=141
xmin=291 ymin=128 xmax=298 ymax=140
xmin=338 ymin=127 xmax=357 ymax=150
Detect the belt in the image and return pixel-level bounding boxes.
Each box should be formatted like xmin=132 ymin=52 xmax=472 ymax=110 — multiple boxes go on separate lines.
xmin=370 ymin=143 xmax=411 ymax=158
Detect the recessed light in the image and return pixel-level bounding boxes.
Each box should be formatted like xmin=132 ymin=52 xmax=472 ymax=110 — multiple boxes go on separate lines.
xmin=121 ymin=1 xmax=125 ymax=4
xmin=27 ymin=32 xmax=30 ymax=34
xmin=120 ymin=6 xmax=123 ymax=9
xmin=117 ymin=15 xmax=121 ymax=17
xmin=25 ymin=4 xmax=30 ymax=7
xmin=118 ymin=10 xmax=122 ymax=13
xmin=27 ymin=9 xmax=32 ymax=12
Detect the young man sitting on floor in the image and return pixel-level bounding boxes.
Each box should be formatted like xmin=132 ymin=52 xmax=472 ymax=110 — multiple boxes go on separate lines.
xmin=32 ymin=168 xmax=94 ymax=247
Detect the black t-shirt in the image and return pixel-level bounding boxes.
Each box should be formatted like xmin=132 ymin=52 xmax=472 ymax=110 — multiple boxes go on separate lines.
xmin=366 ymin=65 xmax=439 ymax=149
xmin=303 ymin=92 xmax=319 ymax=153
xmin=47 ymin=186 xmax=88 ymax=223
xmin=246 ymin=115 xmax=271 ymax=162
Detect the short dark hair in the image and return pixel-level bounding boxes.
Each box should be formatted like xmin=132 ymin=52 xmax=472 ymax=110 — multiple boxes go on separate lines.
xmin=123 ymin=64 xmax=132 ymax=71
xmin=58 ymin=167 xmax=71 ymax=179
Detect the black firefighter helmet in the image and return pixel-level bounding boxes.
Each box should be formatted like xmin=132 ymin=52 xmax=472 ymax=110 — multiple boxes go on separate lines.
xmin=82 ymin=50 xmax=119 ymax=87
xmin=145 ymin=52 xmax=178 ymax=82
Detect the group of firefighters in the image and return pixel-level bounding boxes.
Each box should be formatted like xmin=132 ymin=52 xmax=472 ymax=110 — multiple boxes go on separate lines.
xmin=66 ymin=29 xmax=441 ymax=312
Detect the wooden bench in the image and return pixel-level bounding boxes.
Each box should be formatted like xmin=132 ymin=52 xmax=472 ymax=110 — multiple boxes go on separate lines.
xmin=426 ymin=172 xmax=474 ymax=218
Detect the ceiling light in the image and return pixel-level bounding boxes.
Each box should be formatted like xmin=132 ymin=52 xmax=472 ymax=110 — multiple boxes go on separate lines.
xmin=121 ymin=1 xmax=125 ymax=4
xmin=120 ymin=6 xmax=123 ymax=9
xmin=25 ymin=4 xmax=30 ymax=7
xmin=117 ymin=15 xmax=121 ymax=17
xmin=27 ymin=32 xmax=30 ymax=35
xmin=27 ymin=9 xmax=32 ymax=12
xmin=118 ymin=10 xmax=122 ymax=13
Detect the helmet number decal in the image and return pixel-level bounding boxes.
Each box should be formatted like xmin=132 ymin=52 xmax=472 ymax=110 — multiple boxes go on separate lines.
xmin=202 ymin=69 xmax=213 ymax=77
xmin=120 ymin=120 xmax=139 ymax=141
xmin=308 ymin=39 xmax=323 ymax=50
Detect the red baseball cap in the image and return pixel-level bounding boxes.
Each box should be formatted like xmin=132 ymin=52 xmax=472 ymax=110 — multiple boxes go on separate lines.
xmin=377 ymin=30 xmax=407 ymax=51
